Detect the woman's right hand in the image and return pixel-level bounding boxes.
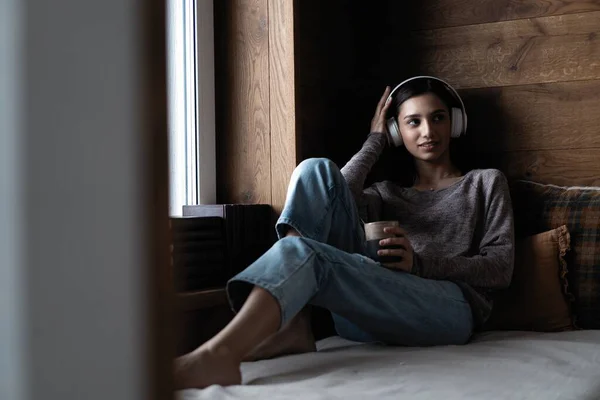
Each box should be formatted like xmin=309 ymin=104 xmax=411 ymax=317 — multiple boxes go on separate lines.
xmin=370 ymin=86 xmax=393 ymax=135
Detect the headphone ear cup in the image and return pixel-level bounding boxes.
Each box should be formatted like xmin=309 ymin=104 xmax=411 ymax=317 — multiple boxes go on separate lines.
xmin=451 ymin=107 xmax=463 ymax=138
xmin=387 ymin=117 xmax=403 ymax=146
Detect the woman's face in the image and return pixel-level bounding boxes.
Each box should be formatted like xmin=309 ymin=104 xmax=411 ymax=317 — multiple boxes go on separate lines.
xmin=397 ymin=93 xmax=452 ymax=162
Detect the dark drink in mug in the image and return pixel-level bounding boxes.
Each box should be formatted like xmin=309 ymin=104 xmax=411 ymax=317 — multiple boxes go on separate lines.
xmin=364 ymin=220 xmax=403 ymax=263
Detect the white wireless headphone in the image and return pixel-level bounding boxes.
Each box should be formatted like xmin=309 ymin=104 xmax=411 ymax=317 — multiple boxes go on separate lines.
xmin=385 ymin=76 xmax=468 ymax=147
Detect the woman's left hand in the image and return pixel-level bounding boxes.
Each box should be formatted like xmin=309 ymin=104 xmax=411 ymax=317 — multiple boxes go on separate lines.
xmin=378 ymin=226 xmax=414 ymax=273
xmin=370 ymin=86 xmax=393 ymax=134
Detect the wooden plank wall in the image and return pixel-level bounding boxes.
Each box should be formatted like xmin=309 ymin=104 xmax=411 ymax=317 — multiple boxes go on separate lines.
xmin=293 ymin=1 xmax=428 ymax=186
xmin=216 ymin=0 xmax=600 ymax=210
xmin=214 ymin=0 xmax=296 ymax=213
xmin=294 ymin=1 xmax=390 ymax=166
xmin=268 ymin=0 xmax=296 ymax=214
xmin=401 ymin=3 xmax=600 ymax=186
xmin=296 ymin=0 xmax=600 ymax=187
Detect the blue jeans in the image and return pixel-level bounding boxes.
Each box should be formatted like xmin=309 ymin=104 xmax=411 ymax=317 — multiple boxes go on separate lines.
xmin=226 ymin=158 xmax=473 ymax=346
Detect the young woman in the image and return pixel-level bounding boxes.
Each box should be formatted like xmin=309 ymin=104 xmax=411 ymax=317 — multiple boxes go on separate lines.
xmin=174 ymin=76 xmax=515 ymax=389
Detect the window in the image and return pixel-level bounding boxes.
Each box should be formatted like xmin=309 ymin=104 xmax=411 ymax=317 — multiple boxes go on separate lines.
xmin=167 ymin=0 xmax=216 ymax=216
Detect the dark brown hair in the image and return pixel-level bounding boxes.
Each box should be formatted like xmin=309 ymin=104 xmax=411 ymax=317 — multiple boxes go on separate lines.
xmin=388 ymin=77 xmax=459 ymax=122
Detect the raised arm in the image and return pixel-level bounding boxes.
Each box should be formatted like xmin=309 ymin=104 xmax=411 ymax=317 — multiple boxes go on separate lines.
xmin=412 ymin=171 xmax=515 ymax=289
xmin=340 ymin=133 xmax=386 ymax=212
xmin=340 ymin=87 xmax=392 ymax=221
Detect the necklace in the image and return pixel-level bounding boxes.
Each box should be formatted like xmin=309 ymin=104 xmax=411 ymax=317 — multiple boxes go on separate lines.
xmin=415 ymin=171 xmax=461 ymax=192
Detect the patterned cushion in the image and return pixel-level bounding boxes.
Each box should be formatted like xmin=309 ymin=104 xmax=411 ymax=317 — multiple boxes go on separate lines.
xmin=511 ymin=181 xmax=600 ymax=329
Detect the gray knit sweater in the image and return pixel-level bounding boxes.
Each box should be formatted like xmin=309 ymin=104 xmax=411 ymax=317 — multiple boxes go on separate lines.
xmin=340 ymin=133 xmax=515 ymax=327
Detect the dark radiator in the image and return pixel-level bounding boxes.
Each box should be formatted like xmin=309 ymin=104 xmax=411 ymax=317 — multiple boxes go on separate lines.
xmin=170 ymin=204 xmax=275 ymax=291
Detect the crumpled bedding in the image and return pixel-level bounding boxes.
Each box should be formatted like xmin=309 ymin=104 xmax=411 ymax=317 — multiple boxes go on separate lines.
xmin=178 ymin=330 xmax=600 ymax=400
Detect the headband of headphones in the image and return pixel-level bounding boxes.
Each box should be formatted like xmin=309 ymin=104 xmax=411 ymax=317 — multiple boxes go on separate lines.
xmin=385 ymin=75 xmax=468 ymax=135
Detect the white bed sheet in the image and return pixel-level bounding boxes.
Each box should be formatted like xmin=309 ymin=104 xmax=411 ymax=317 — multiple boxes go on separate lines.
xmin=178 ymin=330 xmax=600 ymax=400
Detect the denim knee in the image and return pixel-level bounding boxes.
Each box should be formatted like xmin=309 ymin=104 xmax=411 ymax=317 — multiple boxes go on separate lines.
xmin=296 ymin=157 xmax=337 ymax=174
xmin=278 ymin=157 xmax=360 ymax=243
xmin=293 ymin=158 xmax=343 ymax=187
xmin=275 ymin=236 xmax=334 ymax=275
xmin=276 ymin=236 xmax=314 ymax=260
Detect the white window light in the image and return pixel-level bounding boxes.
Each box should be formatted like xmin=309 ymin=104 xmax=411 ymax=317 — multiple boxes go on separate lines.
xmin=167 ymin=0 xmax=216 ymax=216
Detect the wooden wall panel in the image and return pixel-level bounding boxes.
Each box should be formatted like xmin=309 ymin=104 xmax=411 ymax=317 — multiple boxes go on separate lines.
xmin=218 ymin=1 xmax=600 ymax=208
xmin=215 ymin=0 xmax=271 ymax=205
xmin=460 ymin=79 xmax=600 ymax=152
xmin=268 ymin=0 xmax=296 ymax=214
xmin=391 ymin=0 xmax=600 ymax=30
xmin=294 ymin=4 xmax=600 ymax=189
xmin=406 ymin=12 xmax=600 ymax=89
xmin=499 ymin=149 xmax=600 ymax=186
xmin=294 ymin=1 xmax=393 ymax=166
xmin=294 ymin=0 xmax=346 ymax=163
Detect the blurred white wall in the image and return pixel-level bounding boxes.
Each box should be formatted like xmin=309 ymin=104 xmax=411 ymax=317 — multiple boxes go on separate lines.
xmin=1 ymin=0 xmax=25 ymax=398
xmin=1 ymin=1 xmax=156 ymax=399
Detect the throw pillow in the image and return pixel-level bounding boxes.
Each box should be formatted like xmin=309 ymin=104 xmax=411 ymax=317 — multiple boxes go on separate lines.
xmin=487 ymin=225 xmax=574 ymax=332
xmin=511 ymin=181 xmax=600 ymax=329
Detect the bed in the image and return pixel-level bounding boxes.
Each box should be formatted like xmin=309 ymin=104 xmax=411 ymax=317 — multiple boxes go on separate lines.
xmin=178 ymin=330 xmax=600 ymax=400
xmin=176 ymin=181 xmax=600 ymax=399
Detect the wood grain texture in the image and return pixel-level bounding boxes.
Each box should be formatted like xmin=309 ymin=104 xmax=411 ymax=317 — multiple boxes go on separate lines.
xmin=460 ymin=79 xmax=600 ymax=152
xmin=214 ymin=0 xmax=271 ymax=204
xmin=268 ymin=0 xmax=297 ymax=215
xmin=469 ymin=148 xmax=600 ymax=186
xmin=391 ymin=0 xmax=600 ymax=30
xmin=294 ymin=1 xmax=391 ymax=165
xmin=405 ymin=11 xmax=600 ymax=89
xmin=293 ymin=0 xmax=355 ymax=164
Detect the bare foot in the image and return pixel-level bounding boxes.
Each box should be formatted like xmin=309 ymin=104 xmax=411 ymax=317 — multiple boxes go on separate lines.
xmin=174 ymin=344 xmax=242 ymax=389
xmin=244 ymin=308 xmax=316 ymax=361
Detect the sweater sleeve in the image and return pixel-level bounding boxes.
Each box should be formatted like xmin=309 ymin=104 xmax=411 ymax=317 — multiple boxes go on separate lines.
xmin=412 ymin=171 xmax=515 ymax=289
xmin=340 ymin=132 xmax=387 ymax=222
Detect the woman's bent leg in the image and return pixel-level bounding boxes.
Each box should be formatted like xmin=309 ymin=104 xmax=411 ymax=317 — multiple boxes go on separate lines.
xmin=228 ymin=237 xmax=473 ymax=347
xmin=276 ymin=158 xmax=366 ymax=253
xmin=176 ymin=237 xmax=473 ymax=389
xmin=174 ymin=286 xmax=280 ymax=389
xmin=243 ymin=307 xmax=315 ymax=361
xmin=241 ymin=158 xmax=367 ymax=360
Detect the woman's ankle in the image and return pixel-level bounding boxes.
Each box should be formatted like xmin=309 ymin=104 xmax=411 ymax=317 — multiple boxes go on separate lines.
xmin=243 ymin=308 xmax=316 ymax=361
xmin=202 ymin=339 xmax=244 ymax=364
xmin=174 ymin=343 xmax=243 ymax=389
